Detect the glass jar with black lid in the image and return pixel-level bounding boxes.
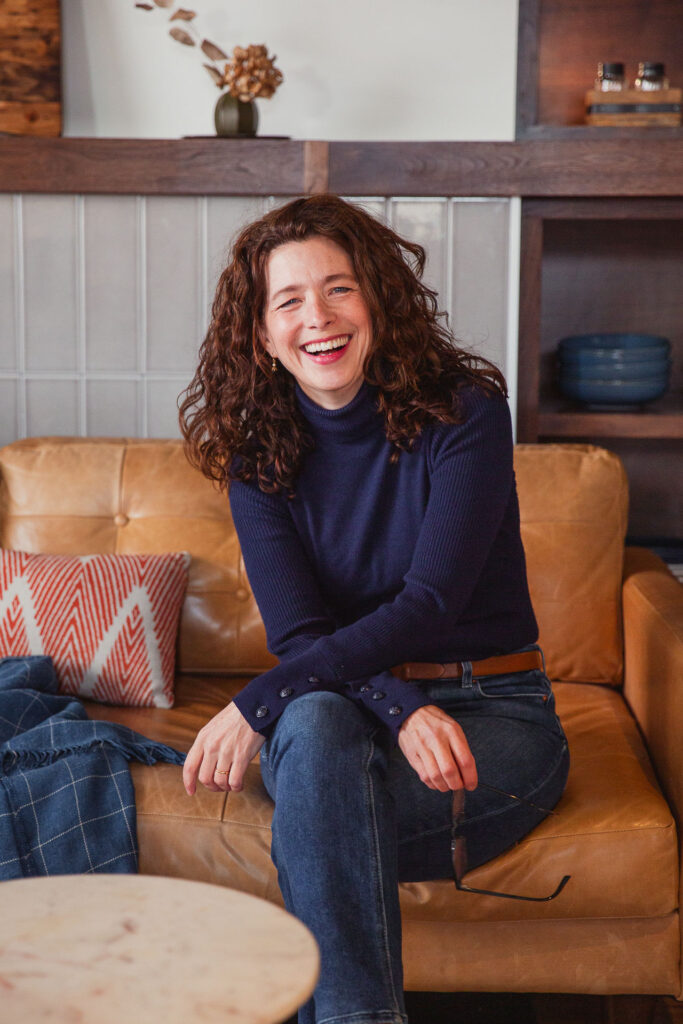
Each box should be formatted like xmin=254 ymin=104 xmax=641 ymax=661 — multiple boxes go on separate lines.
xmin=595 ymin=62 xmax=626 ymax=91
xmin=634 ymin=62 xmax=669 ymax=90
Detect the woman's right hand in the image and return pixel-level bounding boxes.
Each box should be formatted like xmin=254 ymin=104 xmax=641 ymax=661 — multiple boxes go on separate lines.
xmin=398 ymin=704 xmax=478 ymax=793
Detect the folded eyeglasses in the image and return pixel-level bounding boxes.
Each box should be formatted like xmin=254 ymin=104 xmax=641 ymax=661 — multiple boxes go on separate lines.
xmin=452 ymin=783 xmax=571 ymax=902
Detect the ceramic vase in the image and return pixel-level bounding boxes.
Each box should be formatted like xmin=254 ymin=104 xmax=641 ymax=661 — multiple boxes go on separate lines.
xmin=214 ymin=93 xmax=259 ymax=137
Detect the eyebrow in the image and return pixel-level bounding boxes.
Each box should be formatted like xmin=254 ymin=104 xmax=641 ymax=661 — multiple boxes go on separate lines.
xmin=270 ymin=273 xmax=356 ymax=303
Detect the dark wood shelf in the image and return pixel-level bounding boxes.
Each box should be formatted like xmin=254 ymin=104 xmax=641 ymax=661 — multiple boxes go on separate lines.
xmin=520 ymin=125 xmax=683 ymax=140
xmin=1 ymin=137 xmax=682 ymax=197
xmin=538 ymin=393 xmax=683 ymax=439
xmin=0 ymin=137 xmax=324 ymax=196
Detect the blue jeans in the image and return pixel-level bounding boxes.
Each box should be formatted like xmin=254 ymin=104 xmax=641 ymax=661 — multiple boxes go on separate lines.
xmin=259 ymin=648 xmax=569 ymax=1024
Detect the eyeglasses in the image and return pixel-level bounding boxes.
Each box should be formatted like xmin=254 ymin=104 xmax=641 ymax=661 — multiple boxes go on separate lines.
xmin=452 ymin=783 xmax=571 ymax=902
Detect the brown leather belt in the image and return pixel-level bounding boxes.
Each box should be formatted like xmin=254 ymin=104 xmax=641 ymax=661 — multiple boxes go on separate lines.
xmin=391 ymin=649 xmax=544 ymax=682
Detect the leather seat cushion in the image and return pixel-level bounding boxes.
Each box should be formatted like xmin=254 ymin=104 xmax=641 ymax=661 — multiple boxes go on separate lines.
xmin=84 ymin=677 xmax=678 ymax=924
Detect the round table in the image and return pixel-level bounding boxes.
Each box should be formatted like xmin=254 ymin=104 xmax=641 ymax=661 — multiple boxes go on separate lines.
xmin=0 ymin=874 xmax=319 ymax=1023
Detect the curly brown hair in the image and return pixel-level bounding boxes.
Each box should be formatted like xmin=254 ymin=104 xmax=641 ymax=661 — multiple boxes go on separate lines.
xmin=178 ymin=193 xmax=507 ymax=496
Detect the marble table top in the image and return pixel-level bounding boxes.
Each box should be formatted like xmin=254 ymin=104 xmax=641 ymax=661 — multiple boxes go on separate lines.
xmin=0 ymin=874 xmax=319 ymax=1023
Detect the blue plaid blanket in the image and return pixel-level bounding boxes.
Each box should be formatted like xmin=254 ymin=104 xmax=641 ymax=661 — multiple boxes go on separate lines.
xmin=0 ymin=656 xmax=186 ymax=879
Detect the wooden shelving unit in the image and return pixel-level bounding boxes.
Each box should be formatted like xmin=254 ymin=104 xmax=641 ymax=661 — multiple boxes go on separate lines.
xmin=516 ymin=0 xmax=683 ymax=541
xmin=537 ymin=394 xmax=683 ymax=441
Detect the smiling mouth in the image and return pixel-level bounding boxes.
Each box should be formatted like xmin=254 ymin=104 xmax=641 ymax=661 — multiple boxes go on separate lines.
xmin=302 ymin=335 xmax=351 ymax=355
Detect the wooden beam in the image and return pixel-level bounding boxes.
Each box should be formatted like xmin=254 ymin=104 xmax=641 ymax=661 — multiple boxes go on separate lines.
xmin=327 ymin=140 xmax=683 ymax=197
xmin=0 ymin=137 xmax=682 ymax=197
xmin=0 ymin=138 xmax=308 ymax=195
xmin=303 ymin=141 xmax=329 ymax=194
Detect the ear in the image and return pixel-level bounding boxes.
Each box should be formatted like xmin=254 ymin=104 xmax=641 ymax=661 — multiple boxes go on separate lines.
xmin=257 ymin=326 xmax=276 ymax=359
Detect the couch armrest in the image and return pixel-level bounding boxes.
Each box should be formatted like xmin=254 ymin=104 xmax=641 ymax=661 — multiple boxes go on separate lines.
xmin=622 ymin=546 xmax=683 ymax=821
xmin=622 ymin=546 xmax=683 ymax=998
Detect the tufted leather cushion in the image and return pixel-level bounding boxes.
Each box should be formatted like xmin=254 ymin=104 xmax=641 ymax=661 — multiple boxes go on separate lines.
xmin=515 ymin=444 xmax=628 ymax=686
xmin=85 ymin=676 xmax=677 ymax=924
xmin=0 ymin=438 xmax=276 ymax=677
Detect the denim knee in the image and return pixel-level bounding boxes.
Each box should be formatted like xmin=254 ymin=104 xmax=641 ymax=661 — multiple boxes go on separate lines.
xmin=264 ymin=690 xmax=375 ymax=770
xmin=262 ymin=692 xmax=382 ymax=794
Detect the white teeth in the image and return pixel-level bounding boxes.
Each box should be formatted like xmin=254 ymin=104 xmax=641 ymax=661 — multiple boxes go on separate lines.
xmin=303 ymin=336 xmax=350 ymax=354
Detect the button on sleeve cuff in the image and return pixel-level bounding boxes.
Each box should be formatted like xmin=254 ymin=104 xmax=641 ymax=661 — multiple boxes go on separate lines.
xmin=346 ymin=672 xmax=432 ymax=742
xmin=231 ymin=663 xmax=340 ymax=734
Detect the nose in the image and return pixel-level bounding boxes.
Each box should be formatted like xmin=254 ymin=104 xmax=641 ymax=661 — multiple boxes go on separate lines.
xmin=306 ymin=293 xmax=334 ymax=329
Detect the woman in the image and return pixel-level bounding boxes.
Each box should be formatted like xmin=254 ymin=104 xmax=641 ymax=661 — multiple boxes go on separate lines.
xmin=179 ymin=194 xmax=569 ymax=1024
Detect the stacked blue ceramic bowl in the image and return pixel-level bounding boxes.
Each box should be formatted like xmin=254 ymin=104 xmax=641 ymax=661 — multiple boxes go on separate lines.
xmin=557 ymin=333 xmax=671 ymax=408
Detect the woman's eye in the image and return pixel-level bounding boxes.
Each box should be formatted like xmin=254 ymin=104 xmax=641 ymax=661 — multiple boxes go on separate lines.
xmin=330 ymin=286 xmax=351 ymax=295
xmin=279 ymin=297 xmax=299 ymax=308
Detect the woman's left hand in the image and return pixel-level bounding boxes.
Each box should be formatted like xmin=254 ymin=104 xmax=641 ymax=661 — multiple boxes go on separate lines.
xmin=183 ymin=702 xmax=265 ymax=796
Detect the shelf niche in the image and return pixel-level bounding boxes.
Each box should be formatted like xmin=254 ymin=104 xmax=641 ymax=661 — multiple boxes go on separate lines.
xmin=518 ymin=199 xmax=683 ymax=541
xmin=516 ymin=0 xmax=683 ymax=138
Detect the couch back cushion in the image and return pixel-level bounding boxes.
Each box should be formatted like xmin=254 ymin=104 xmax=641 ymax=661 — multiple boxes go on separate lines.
xmin=0 ymin=438 xmax=276 ymax=676
xmin=515 ymin=443 xmax=628 ymax=685
xmin=0 ymin=438 xmax=627 ymax=684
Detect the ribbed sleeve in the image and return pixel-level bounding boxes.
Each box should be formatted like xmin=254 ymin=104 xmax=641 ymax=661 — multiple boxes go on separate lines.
xmin=228 ymin=383 xmax=538 ymax=742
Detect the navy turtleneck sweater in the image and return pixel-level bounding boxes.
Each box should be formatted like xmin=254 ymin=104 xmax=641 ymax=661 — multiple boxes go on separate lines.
xmin=229 ymin=380 xmax=538 ymax=742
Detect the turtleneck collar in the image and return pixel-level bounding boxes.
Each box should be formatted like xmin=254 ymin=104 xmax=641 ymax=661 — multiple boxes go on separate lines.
xmin=295 ymin=381 xmax=382 ymax=443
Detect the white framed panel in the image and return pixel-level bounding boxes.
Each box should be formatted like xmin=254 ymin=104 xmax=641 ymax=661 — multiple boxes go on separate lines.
xmin=84 ymin=196 xmax=139 ymax=371
xmin=26 ymin=378 xmax=80 ymax=436
xmin=23 ymin=196 xmax=79 ymax=372
xmin=0 ymin=197 xmax=16 ymax=372
xmin=450 ymin=199 xmax=510 ymax=375
xmin=146 ymin=197 xmax=203 ymax=373
xmin=147 ymin=378 xmax=186 ymax=439
xmin=0 ymin=379 xmax=18 ymax=447
xmin=390 ymin=199 xmax=448 ymax=311
xmin=86 ymin=378 xmax=140 ymax=436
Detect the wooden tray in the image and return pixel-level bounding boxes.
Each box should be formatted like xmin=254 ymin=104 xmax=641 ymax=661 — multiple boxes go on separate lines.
xmin=585 ymin=87 xmax=682 ymax=126
xmin=0 ymin=0 xmax=62 ymax=137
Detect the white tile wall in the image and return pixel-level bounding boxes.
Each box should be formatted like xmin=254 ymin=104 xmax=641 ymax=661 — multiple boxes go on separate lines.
xmin=0 ymin=379 xmax=17 ymax=442
xmin=23 ymin=196 xmax=79 ymax=372
xmin=0 ymin=196 xmax=16 ymax=373
xmin=84 ymin=196 xmax=139 ymax=372
xmin=0 ymin=195 xmax=516 ymax=447
xmin=26 ymin=378 xmax=80 ymax=436
xmin=86 ymin=378 xmax=141 ymax=436
xmin=450 ymin=199 xmax=510 ymax=374
xmin=146 ymin=196 xmax=204 ymax=374
xmin=390 ymin=198 xmax=449 ymax=316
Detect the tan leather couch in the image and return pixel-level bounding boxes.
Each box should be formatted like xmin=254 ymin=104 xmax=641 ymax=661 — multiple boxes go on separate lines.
xmin=1 ymin=437 xmax=682 ymax=1001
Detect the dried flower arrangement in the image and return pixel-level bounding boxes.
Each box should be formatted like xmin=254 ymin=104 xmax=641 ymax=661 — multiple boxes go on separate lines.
xmin=134 ymin=2 xmax=283 ymax=103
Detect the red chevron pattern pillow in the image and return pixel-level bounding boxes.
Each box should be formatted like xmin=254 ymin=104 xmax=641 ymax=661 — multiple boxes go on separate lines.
xmin=0 ymin=550 xmax=190 ymax=707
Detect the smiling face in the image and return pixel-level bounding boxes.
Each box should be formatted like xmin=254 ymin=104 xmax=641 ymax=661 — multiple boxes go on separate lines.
xmin=263 ymin=236 xmax=373 ymax=410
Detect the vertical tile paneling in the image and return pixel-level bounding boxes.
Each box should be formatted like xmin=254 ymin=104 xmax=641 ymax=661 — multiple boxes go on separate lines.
xmin=4 ymin=193 xmax=517 ymax=448
xmin=0 ymin=380 xmax=18 ymax=446
xmin=206 ymin=196 xmax=266 ymax=312
xmin=23 ymin=196 xmax=78 ymax=372
xmin=86 ymin=379 xmax=140 ymax=436
xmin=84 ymin=197 xmax=138 ymax=371
xmin=147 ymin=379 xmax=185 ymax=439
xmin=450 ymin=200 xmax=510 ymax=373
xmin=390 ymin=199 xmax=448 ymax=307
xmin=346 ymin=198 xmax=388 ymax=223
xmin=26 ymin=379 xmax=79 ymax=436
xmin=0 ymin=197 xmax=16 ymax=371
xmin=146 ymin=197 xmax=203 ymax=373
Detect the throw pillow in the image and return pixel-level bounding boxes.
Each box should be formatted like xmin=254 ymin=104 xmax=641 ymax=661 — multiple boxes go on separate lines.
xmin=0 ymin=550 xmax=190 ymax=707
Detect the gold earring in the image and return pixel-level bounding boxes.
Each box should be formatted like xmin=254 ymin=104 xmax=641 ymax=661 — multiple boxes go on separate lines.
xmin=271 ymin=356 xmax=278 ymax=372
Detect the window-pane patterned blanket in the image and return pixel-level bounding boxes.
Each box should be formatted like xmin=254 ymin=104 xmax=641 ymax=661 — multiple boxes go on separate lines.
xmin=0 ymin=656 xmax=185 ymax=878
